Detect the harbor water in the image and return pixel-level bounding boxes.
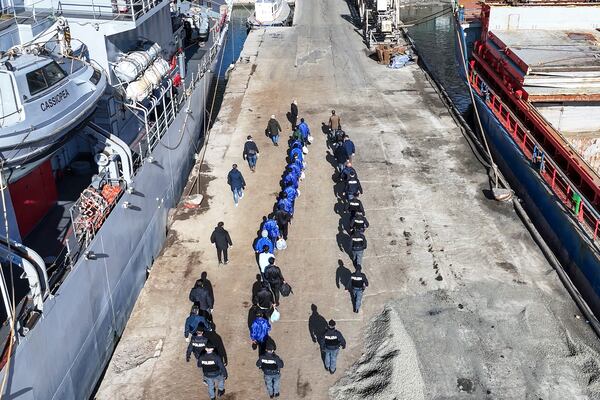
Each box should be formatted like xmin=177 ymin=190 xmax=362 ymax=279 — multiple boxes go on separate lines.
xmin=399 ymin=4 xmax=471 ymax=113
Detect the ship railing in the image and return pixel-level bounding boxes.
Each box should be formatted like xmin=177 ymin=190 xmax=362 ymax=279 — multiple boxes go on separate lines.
xmin=469 ymin=69 xmax=600 ymax=244
xmin=54 ymin=0 xmax=164 ymax=22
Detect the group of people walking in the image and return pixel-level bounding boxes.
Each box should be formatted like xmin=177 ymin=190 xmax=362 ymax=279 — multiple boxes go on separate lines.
xmin=189 ymin=105 xmax=366 ymax=399
xmin=328 ymin=110 xmax=370 ymax=314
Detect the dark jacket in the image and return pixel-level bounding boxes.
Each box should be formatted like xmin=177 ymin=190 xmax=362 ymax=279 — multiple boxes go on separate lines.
xmin=274 ymin=209 xmax=292 ymax=227
xmin=267 ymin=118 xmax=282 ymax=136
xmin=254 ymin=286 xmax=274 ymax=309
xmin=346 ymin=198 xmax=365 ymax=215
xmin=243 ymin=140 xmax=259 ymax=159
xmin=350 ymin=214 xmax=369 ymax=232
xmin=184 ymin=314 xmax=212 ymax=338
xmin=343 ymin=140 xmax=355 ymax=156
xmin=291 ymin=103 xmax=298 ymax=119
xmin=334 ymin=145 xmax=349 ymax=164
xmin=264 ymin=265 xmax=284 ymax=287
xmin=256 ymin=352 xmax=284 ymax=375
xmin=210 ymin=226 xmax=232 ymax=249
xmin=350 ymin=271 xmax=369 ymax=290
xmin=198 ymin=352 xmax=227 ymax=378
xmin=189 ymin=284 xmax=214 ymax=310
xmin=350 ymin=232 xmax=367 ymax=251
xmin=345 ymin=177 xmax=363 ymax=196
xmin=227 ymin=168 xmax=246 ymax=190
xmin=320 ymin=328 xmax=346 ymax=350
xmin=340 ymin=166 xmax=356 ymax=182
xmin=204 ymin=330 xmax=228 ymax=365
xmin=186 ymin=333 xmax=209 ymax=361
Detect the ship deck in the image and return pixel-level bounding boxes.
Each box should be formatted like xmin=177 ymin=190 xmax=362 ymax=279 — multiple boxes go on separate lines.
xmin=96 ymin=1 xmax=600 ymax=398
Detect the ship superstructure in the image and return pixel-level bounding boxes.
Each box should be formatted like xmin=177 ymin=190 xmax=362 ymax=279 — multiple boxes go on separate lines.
xmin=0 ymin=0 xmax=232 ymax=397
xmin=455 ymin=0 xmax=600 ymax=318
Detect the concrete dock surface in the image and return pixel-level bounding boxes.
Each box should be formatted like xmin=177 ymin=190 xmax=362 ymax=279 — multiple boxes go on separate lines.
xmin=96 ymin=0 xmax=600 ymax=399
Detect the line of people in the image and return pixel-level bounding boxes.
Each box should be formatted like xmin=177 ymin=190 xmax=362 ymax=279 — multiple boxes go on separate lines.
xmin=326 ymin=110 xmax=370 ymax=315
xmin=247 ymin=109 xmax=312 ymax=398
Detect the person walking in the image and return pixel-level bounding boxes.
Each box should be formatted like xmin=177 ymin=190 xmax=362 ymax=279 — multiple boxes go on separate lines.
xmin=276 ymin=193 xmax=294 ymax=215
xmin=184 ymin=305 xmax=212 ymax=341
xmin=189 ymin=279 xmax=214 ymax=321
xmin=210 ymin=222 xmax=232 ymax=265
xmin=328 ymin=110 xmax=341 ymax=132
xmin=290 ymin=99 xmax=298 ymax=130
xmin=259 ymin=247 xmax=275 ymax=274
xmin=343 ymin=135 xmax=355 ymax=160
xmin=197 ymin=343 xmax=228 ymax=400
xmin=186 ymin=326 xmax=209 ymax=362
xmin=268 ymin=115 xmax=282 ymax=146
xmin=264 ymin=261 xmax=285 ymax=306
xmin=350 ymin=210 xmax=369 ymax=234
xmin=297 ymin=118 xmax=311 ymax=144
xmin=262 ymin=217 xmax=280 ymax=247
xmin=345 ymin=193 xmax=365 ymax=218
xmin=333 ymin=141 xmax=349 ymax=173
xmin=274 ymin=208 xmax=292 ymax=240
xmin=243 ymin=135 xmax=260 ymax=172
xmin=250 ymin=311 xmax=272 ymax=353
xmin=257 ymin=342 xmax=284 ymax=398
xmin=227 ymin=164 xmax=246 ymax=207
xmin=319 ymin=319 xmax=346 ymax=374
xmin=344 ymin=171 xmax=363 ymax=200
xmin=255 ymin=230 xmax=274 ymax=254
xmin=254 ymin=281 xmax=275 ymax=312
xmin=340 ymin=161 xmax=356 ymax=182
xmin=350 ymin=230 xmax=367 ymax=267
xmin=350 ymin=265 xmax=369 ymax=313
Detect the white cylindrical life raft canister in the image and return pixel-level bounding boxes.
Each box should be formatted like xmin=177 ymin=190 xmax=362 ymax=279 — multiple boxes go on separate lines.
xmin=125 ymin=77 xmax=152 ymax=102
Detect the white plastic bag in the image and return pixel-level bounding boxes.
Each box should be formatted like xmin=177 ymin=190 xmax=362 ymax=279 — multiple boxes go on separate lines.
xmin=307 ymin=135 xmax=314 ymax=144
xmin=276 ymin=238 xmax=287 ymax=250
xmin=270 ymin=308 xmax=280 ymax=322
xmin=302 ymin=146 xmax=309 ymax=154
xmin=300 ymin=171 xmax=305 ymax=181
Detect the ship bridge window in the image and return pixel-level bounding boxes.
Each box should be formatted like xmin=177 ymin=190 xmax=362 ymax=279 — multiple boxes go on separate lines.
xmin=25 ymin=61 xmax=66 ymax=96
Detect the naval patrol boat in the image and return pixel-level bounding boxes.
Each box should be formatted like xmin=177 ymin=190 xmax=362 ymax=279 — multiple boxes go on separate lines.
xmin=0 ymin=0 xmax=232 ymax=397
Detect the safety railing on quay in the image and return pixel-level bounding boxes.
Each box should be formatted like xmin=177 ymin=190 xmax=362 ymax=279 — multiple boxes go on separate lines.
xmin=469 ymin=69 xmax=600 ymax=243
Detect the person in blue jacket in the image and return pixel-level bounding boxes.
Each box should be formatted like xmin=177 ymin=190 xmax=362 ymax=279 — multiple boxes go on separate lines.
xmin=298 ymin=118 xmax=310 ymax=142
xmin=290 ymin=146 xmax=304 ymax=164
xmin=184 ymin=305 xmax=212 ymax=340
xmin=283 ymin=169 xmax=299 ymax=189
xmin=290 ymin=139 xmax=303 ymax=150
xmin=283 ymin=185 xmax=298 ymax=203
xmin=262 ymin=218 xmax=280 ymax=244
xmin=227 ymin=164 xmax=246 ymax=207
xmin=277 ymin=193 xmax=294 ymax=215
xmin=255 ymin=230 xmax=274 ymax=254
xmin=288 ymin=162 xmax=302 ymax=180
xmin=343 ymin=135 xmax=355 ymax=160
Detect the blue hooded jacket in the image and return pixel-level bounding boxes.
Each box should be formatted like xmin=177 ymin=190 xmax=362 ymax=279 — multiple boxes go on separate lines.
xmin=255 ymin=230 xmax=274 ymax=253
xmin=293 ymin=158 xmax=304 ymax=171
xmin=298 ymin=121 xmax=310 ymax=139
xmin=288 ymin=163 xmax=301 ymax=178
xmin=290 ymin=140 xmax=303 ymax=149
xmin=262 ymin=219 xmax=280 ymax=239
xmin=277 ymin=198 xmax=294 ymax=214
xmin=284 ymin=186 xmax=297 ymax=202
xmin=290 ymin=147 xmax=304 ymax=162
xmin=283 ymin=173 xmax=298 ymax=189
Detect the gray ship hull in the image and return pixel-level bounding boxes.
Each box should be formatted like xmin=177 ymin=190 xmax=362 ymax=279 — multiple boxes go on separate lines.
xmin=1 ymin=44 xmax=222 ymax=400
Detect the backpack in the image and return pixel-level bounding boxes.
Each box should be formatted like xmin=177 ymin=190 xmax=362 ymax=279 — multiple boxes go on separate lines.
xmin=280 ymin=282 xmax=292 ymax=297
xmin=250 ymin=317 xmax=270 ymax=342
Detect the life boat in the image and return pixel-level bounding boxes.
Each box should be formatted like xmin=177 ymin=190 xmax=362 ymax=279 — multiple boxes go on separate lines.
xmin=0 ymin=53 xmax=107 ymax=178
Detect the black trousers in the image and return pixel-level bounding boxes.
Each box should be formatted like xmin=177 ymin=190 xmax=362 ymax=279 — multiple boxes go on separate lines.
xmin=216 ymin=247 xmax=228 ymax=263
xmin=271 ymin=285 xmax=281 ymax=305
xmin=278 ymin=223 xmax=289 ymax=240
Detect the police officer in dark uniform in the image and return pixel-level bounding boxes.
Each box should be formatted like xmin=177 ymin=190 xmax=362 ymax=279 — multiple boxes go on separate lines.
xmin=186 ymin=327 xmax=208 ymax=362
xmin=319 ymin=319 xmax=346 ymax=374
xmin=345 ymin=193 xmax=365 ymax=219
xmin=350 ymin=230 xmax=367 ymax=267
xmin=349 ymin=210 xmax=369 ymax=234
xmin=197 ymin=343 xmax=228 ymax=400
xmin=344 ymin=171 xmax=363 ymax=200
xmin=350 ymin=265 xmax=369 ymax=313
xmin=256 ymin=341 xmax=284 ymax=398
